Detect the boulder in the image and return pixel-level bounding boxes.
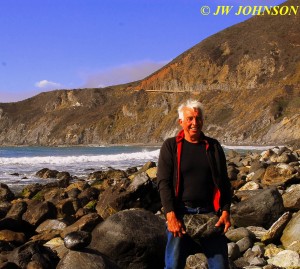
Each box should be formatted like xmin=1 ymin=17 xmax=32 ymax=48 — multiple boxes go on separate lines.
xmin=0 ymin=184 xmax=15 ymax=202
xmin=262 ymin=164 xmax=299 ymax=186
xmin=6 ymin=201 xmax=27 ymax=220
xmin=0 ymin=201 xmax=12 ymax=218
xmin=22 ymin=200 xmax=57 ymax=227
xmin=56 ymin=250 xmax=120 ymax=269
xmin=280 ymin=210 xmax=300 ymax=252
xmin=183 ymin=213 xmax=223 ymax=239
xmin=61 ymin=213 xmax=101 ymax=238
xmin=185 ymin=253 xmax=208 ymax=269
xmin=225 ymin=227 xmax=256 ymax=242
xmin=63 ymin=231 xmax=91 ymax=250
xmin=96 ymin=172 xmax=160 ymax=219
xmin=230 ymin=188 xmax=285 ymax=229
xmin=89 ymin=208 xmax=166 ymax=269
xmin=19 ymin=183 xmax=43 ymax=199
xmin=267 ymin=250 xmax=300 ymax=268
xmin=0 ymin=230 xmax=26 ymax=246
xmin=282 ymin=184 xmax=300 ymax=210
xmin=2 ymin=241 xmax=59 ymax=269
xmin=36 ymin=219 xmax=68 ymax=234
xmin=261 ymin=212 xmax=292 ymax=244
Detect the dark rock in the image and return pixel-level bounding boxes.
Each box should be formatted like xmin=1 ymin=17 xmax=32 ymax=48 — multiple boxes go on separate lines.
xmin=61 ymin=213 xmax=101 ymax=238
xmin=35 ymin=168 xmax=60 ymax=179
xmin=36 ymin=168 xmax=49 ymax=178
xmin=0 ymin=241 xmax=15 ymax=252
xmin=19 ymin=184 xmax=43 ymax=199
xmin=56 ymin=250 xmax=120 ymax=269
xmin=77 ymin=187 xmax=100 ymax=207
xmin=125 ymin=167 xmax=138 ymax=175
xmin=0 ymin=202 xmax=12 ymax=219
xmin=96 ymin=172 xmax=160 ymax=219
xmin=22 ymin=200 xmax=57 ymax=227
xmin=2 ymin=241 xmax=59 ymax=269
xmin=0 ymin=218 xmax=35 ymax=238
xmin=0 ymin=230 xmax=26 ymax=246
xmin=0 ymin=262 xmax=20 ymax=269
xmin=0 ymin=184 xmax=15 ymax=202
xmin=230 ymin=187 xmax=285 ymax=229
xmin=57 ymin=172 xmax=72 ymax=181
xmin=88 ymin=169 xmax=127 ymax=181
xmin=64 ymin=231 xmax=92 ymax=250
xmin=66 ymin=188 xmax=81 ymax=199
xmin=43 ymin=188 xmax=67 ymax=204
xmin=55 ymin=198 xmax=76 ymax=218
xmin=6 ymin=201 xmax=27 ymax=220
xmin=89 ymin=208 xmax=166 ymax=269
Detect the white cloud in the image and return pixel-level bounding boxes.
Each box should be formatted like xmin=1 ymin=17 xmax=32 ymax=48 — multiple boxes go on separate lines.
xmin=35 ymin=80 xmax=61 ymax=89
xmin=81 ymin=60 xmax=169 ymax=88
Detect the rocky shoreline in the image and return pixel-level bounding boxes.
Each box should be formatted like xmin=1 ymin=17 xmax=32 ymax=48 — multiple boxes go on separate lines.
xmin=0 ymin=146 xmax=299 ymax=269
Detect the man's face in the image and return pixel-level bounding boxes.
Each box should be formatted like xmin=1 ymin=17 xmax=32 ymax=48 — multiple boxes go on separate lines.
xmin=179 ymin=107 xmax=203 ymax=142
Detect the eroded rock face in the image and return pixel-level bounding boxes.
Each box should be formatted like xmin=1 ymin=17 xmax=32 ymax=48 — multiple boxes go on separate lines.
xmin=89 ymin=209 xmax=166 ymax=269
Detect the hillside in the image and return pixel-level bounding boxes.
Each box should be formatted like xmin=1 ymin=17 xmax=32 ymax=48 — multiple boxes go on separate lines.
xmin=0 ymin=0 xmax=299 ymax=146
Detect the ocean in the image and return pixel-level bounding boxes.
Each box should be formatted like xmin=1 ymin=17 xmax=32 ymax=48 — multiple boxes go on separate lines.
xmin=0 ymin=145 xmax=273 ymax=193
xmin=0 ymin=145 xmax=161 ymax=193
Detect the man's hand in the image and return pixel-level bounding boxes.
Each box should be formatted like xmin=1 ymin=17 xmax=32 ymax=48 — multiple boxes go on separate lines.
xmin=166 ymin=211 xmax=186 ymax=237
xmin=215 ymin=210 xmax=231 ymax=233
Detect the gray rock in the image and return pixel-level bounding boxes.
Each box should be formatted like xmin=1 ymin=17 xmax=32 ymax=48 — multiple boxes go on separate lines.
xmin=267 ymin=250 xmax=300 ymax=268
xmin=236 ymin=237 xmax=253 ymax=253
xmin=226 ymin=227 xmax=256 ymax=242
xmin=89 ymin=208 xmax=166 ymax=269
xmin=231 ymin=188 xmax=285 ymax=229
xmin=183 ymin=213 xmax=223 ymax=240
xmin=228 ymin=242 xmax=241 ymax=260
xmin=185 ymin=253 xmax=208 ymax=269
xmin=246 ymin=226 xmax=267 ymax=240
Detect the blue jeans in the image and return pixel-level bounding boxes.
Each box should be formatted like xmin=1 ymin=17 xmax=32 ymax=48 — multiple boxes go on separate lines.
xmin=164 ymin=207 xmax=229 ymax=269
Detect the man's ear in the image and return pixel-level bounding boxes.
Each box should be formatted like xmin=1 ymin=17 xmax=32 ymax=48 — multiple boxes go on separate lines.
xmin=178 ymin=119 xmax=183 ymax=125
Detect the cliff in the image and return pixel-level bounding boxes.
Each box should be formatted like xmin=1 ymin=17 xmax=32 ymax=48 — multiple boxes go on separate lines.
xmin=0 ymin=0 xmax=299 ymax=146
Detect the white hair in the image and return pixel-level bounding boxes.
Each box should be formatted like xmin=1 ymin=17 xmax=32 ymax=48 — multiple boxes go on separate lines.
xmin=178 ymin=99 xmax=204 ymax=120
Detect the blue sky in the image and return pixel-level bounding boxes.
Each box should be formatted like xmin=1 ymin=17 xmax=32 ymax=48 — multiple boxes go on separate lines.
xmin=0 ymin=0 xmax=286 ymax=102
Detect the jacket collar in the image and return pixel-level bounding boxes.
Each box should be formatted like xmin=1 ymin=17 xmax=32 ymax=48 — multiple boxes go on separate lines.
xmin=175 ymin=129 xmax=210 ymax=150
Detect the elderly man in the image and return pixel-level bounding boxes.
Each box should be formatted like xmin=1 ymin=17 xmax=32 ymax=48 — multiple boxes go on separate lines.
xmin=157 ymin=99 xmax=232 ymax=269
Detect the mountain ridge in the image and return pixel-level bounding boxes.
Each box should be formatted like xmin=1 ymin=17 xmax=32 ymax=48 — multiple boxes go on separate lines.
xmin=0 ymin=0 xmax=299 ymax=147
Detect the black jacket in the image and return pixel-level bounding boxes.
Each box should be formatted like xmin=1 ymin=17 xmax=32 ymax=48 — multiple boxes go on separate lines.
xmin=157 ymin=130 xmax=232 ymax=214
